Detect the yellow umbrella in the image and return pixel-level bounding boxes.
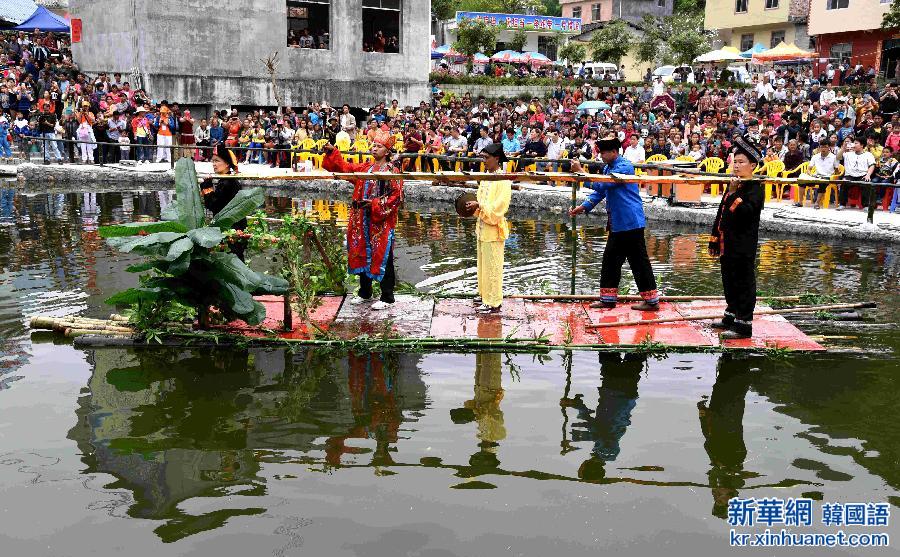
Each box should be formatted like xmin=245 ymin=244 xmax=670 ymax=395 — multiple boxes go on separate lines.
xmin=752 ymin=41 xmax=815 ymax=63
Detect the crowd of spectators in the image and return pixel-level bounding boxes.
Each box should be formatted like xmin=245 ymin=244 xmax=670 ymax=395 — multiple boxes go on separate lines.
xmin=1 ymin=27 xmax=897 ymax=213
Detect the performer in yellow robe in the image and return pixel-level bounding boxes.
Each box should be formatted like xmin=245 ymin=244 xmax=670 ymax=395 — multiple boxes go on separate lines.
xmin=467 ymin=143 xmax=512 ymax=314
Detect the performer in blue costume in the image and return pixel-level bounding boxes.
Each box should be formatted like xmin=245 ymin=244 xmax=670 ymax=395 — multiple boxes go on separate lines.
xmin=569 ymin=136 xmax=659 ymax=311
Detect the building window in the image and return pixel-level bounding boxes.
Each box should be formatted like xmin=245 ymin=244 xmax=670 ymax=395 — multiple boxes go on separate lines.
xmin=826 ymin=0 xmax=849 ymax=9
xmin=538 ymin=36 xmax=558 ymax=60
xmin=657 ymin=0 xmax=666 ymax=7
xmin=765 ymin=0 xmax=779 ymax=8
xmin=735 ymin=0 xmax=748 ymax=13
xmin=362 ymin=0 xmax=401 ymax=52
xmin=740 ymin=34 xmax=754 ymax=51
xmin=830 ymin=42 xmax=852 ymax=64
xmin=770 ymin=30 xmax=785 ymax=48
xmin=572 ymin=6 xmax=582 ymax=19
xmin=287 ymin=0 xmax=331 ymax=49
xmin=591 ymin=3 xmax=601 ymax=22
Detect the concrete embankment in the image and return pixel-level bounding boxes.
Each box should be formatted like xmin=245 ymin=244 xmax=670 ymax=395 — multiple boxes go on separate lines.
xmin=13 ymin=162 xmax=900 ymax=244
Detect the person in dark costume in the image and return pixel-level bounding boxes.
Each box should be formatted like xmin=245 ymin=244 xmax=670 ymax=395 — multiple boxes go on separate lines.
xmin=561 ymin=352 xmax=645 ymax=481
xmin=708 ymin=135 xmax=765 ymax=339
xmin=697 ymin=355 xmax=753 ymax=519
xmin=569 ymin=136 xmax=660 ymax=311
xmin=201 ymin=144 xmax=246 ymax=261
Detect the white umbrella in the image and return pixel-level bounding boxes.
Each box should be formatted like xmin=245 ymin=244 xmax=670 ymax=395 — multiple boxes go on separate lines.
xmin=694 ymin=48 xmax=744 ymax=63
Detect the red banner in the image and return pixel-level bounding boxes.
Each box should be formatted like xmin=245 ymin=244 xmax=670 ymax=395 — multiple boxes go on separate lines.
xmin=71 ymin=19 xmax=82 ymax=42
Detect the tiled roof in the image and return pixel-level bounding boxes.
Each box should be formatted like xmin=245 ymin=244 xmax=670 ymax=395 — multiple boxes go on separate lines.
xmin=0 ymin=0 xmax=38 ymax=25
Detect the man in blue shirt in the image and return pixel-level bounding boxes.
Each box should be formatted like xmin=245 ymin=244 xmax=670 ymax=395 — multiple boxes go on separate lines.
xmin=569 ymin=136 xmax=659 ymax=311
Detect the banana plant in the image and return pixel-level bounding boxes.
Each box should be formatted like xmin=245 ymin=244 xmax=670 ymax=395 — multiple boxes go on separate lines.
xmin=100 ymin=158 xmax=288 ymax=327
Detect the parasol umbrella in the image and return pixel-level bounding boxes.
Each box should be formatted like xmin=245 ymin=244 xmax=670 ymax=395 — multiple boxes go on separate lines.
xmin=577 ymin=100 xmax=610 ymax=111
xmin=491 ymin=50 xmax=527 ymax=63
xmin=694 ymin=48 xmax=745 ymax=63
xmin=524 ymin=52 xmax=552 ymax=66
xmin=741 ymin=43 xmax=767 ymax=58
xmin=432 ymin=44 xmax=466 ymax=62
xmin=752 ymin=41 xmax=815 ymax=63
xmin=472 ymin=53 xmax=490 ymax=65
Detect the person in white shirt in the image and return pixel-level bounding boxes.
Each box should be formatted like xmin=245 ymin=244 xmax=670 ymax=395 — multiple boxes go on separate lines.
xmin=820 ymin=83 xmax=837 ymax=106
xmin=623 ymin=134 xmax=645 ymax=164
xmin=837 ymin=137 xmax=875 ymax=210
xmin=755 ymin=77 xmax=774 ymax=101
xmin=543 ymin=129 xmax=565 ymax=171
xmin=800 ymin=140 xmax=839 ymax=208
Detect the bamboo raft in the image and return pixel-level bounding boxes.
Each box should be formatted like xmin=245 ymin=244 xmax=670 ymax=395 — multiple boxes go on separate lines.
xmin=30 ymin=295 xmax=874 ymax=353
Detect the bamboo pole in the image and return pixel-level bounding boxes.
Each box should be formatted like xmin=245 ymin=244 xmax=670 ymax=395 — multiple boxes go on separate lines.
xmin=509 ymin=294 xmax=804 ymax=302
xmin=198 ymin=169 xmax=884 ymax=190
xmin=64 ymin=328 xmax=133 ymax=338
xmin=585 ymin=302 xmax=877 ymax=329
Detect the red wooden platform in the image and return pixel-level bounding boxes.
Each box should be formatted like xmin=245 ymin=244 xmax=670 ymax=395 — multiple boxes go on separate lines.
xmin=220 ymin=295 xmax=826 ymax=352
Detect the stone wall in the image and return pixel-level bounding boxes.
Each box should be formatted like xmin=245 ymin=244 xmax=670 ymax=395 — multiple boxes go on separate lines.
xmin=440 ymin=84 xmax=557 ymax=100
xmin=69 ymin=0 xmax=430 ymax=110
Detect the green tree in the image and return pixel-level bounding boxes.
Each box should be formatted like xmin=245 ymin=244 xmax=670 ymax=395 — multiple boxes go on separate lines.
xmin=635 ymin=13 xmax=710 ymax=66
xmin=557 ymin=41 xmax=587 ymax=65
xmin=509 ymin=29 xmax=528 ymax=51
xmin=432 ymin=0 xmax=458 ymax=21
xmin=542 ymin=0 xmax=562 ymax=16
xmin=884 ymin=0 xmax=900 ymax=29
xmin=453 ymin=18 xmax=499 ymax=72
xmin=459 ymin=0 xmax=547 ymax=13
xmin=667 ymin=13 xmax=710 ymax=65
xmin=588 ymin=20 xmax=634 ymax=65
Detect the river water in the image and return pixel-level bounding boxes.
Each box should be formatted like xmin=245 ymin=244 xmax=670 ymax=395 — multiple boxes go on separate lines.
xmin=0 ymin=188 xmax=898 ymax=556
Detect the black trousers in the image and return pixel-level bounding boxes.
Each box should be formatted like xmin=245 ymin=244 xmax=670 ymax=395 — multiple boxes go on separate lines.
xmin=721 ymin=255 xmax=756 ymax=333
xmin=358 ymin=249 xmax=395 ymax=303
xmin=840 ymin=176 xmax=866 ymax=206
xmin=600 ymin=228 xmax=657 ymax=294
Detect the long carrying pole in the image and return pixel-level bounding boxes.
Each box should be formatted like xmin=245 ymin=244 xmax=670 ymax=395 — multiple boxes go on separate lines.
xmin=585 ymin=302 xmax=877 ymax=329
xmin=509 ymin=294 xmax=803 ymax=302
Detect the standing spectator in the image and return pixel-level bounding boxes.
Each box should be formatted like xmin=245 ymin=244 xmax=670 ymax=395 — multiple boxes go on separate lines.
xmin=37 ymin=101 xmax=62 ymax=163
xmin=132 ymin=107 xmax=153 ymax=163
xmin=837 ymin=137 xmax=875 ymax=210
xmin=154 ymin=102 xmax=175 ymax=163
xmin=0 ymin=112 xmax=12 ymax=161
xmin=178 ymin=110 xmax=195 ymax=160
xmin=196 ymin=118 xmax=211 ymax=161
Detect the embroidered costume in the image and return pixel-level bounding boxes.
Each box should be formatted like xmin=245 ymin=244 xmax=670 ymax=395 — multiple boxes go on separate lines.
xmin=709 ymin=135 xmax=765 ymax=337
xmin=322 ymin=132 xmax=403 ymax=303
xmin=202 ymin=145 xmax=246 ymax=260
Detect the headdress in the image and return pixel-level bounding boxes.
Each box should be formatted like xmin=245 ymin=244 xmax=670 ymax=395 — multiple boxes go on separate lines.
xmin=731 ymin=134 xmax=764 ymax=165
xmin=370 ymin=129 xmax=396 ymax=149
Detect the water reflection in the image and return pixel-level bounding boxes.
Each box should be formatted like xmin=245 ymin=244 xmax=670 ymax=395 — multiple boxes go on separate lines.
xmin=0 ymin=188 xmax=898 ymax=549
xmin=699 ymin=356 xmax=753 ymax=519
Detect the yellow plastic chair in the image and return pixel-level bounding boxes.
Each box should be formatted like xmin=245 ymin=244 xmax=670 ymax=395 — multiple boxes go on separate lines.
xmin=761 ymin=160 xmax=786 ymax=202
xmin=676 ymin=155 xmax=695 ymax=162
xmin=820 ymin=164 xmax=844 ymax=209
xmin=646 ymin=154 xmax=667 ymax=163
xmin=296 ymin=138 xmax=316 ymax=165
xmin=699 ymin=157 xmax=725 ymax=195
xmin=336 ymin=136 xmax=353 ymax=163
xmin=782 ymin=162 xmax=810 ymax=203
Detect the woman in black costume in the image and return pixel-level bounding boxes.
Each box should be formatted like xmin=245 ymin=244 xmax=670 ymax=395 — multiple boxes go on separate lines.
xmin=201 ymin=144 xmax=247 ymax=261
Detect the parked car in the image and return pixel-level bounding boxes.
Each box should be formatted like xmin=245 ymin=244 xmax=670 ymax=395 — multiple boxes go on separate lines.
xmin=726 ymin=65 xmax=752 ymax=84
xmin=654 ymin=65 xmax=695 ymax=84
xmin=581 ymin=62 xmax=621 ymax=82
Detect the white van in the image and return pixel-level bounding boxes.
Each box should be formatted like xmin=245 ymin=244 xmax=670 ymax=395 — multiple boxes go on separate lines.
xmin=580 ymin=62 xmax=621 ymax=82
xmin=653 ymin=65 xmax=695 ymax=84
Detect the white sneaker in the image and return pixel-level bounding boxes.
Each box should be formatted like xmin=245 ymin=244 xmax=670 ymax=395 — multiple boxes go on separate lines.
xmin=349 ymin=295 xmax=370 ymax=305
xmin=371 ymin=301 xmax=393 ymax=311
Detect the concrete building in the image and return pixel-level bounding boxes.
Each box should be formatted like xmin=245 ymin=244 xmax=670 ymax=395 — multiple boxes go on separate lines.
xmin=560 ymin=0 xmax=673 ymax=25
xmin=808 ymin=0 xmax=897 ymax=79
xmin=704 ymin=0 xmax=810 ymax=52
xmin=68 ymin=0 xmax=430 ymax=114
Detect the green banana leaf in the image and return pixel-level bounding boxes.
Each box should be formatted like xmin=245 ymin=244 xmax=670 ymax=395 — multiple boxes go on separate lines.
xmin=187 ymin=227 xmax=224 ymax=248
xmin=163 ymin=237 xmax=195 ymax=262
xmin=99 ymin=220 xmax=187 ymax=238
xmin=175 ymin=158 xmax=205 ymax=230
xmin=209 ymin=188 xmax=265 ymax=229
xmin=107 ymin=232 xmax=187 ymax=255
xmin=104 ymin=287 xmax=162 ymax=305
